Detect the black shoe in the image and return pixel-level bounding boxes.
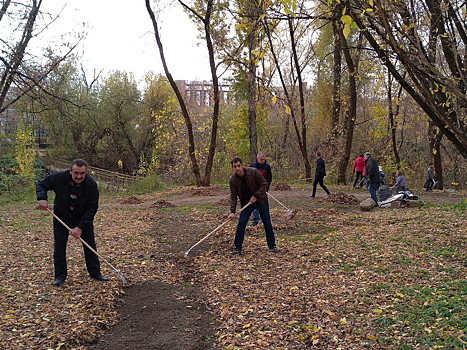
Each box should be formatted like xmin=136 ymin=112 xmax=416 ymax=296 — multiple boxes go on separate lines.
xmin=269 ymin=246 xmax=279 ymax=253
xmin=52 ymin=278 xmax=65 ymax=287
xmin=251 ymin=222 xmax=258 ymax=227
xmin=231 ymin=247 xmax=242 ymax=255
xmin=91 ymin=274 xmax=109 ymax=281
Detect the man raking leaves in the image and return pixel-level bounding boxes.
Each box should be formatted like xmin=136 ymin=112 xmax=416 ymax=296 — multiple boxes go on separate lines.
xmin=228 ymin=157 xmax=278 ymax=255
xmin=36 ymin=159 xmax=110 ymax=287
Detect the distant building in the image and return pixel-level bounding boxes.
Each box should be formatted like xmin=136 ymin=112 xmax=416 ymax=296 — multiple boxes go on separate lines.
xmin=176 ymin=80 xmax=234 ymax=108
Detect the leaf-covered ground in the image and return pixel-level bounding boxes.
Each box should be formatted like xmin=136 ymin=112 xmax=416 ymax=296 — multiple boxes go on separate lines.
xmin=0 ymin=185 xmax=465 ymax=349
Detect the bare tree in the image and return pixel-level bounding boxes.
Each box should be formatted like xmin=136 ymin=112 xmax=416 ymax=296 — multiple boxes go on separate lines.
xmin=0 ymin=0 xmax=74 ymax=114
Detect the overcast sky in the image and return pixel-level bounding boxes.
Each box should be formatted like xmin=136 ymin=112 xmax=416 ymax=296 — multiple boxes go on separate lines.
xmin=37 ymin=0 xmax=212 ymax=83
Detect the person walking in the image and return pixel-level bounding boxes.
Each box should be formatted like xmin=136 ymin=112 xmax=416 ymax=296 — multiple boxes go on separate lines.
xmin=391 ymin=170 xmax=406 ymax=193
xmin=249 ymin=152 xmax=272 ymax=226
xmin=228 ymin=157 xmax=277 ymax=255
xmin=363 ymin=152 xmax=381 ymax=205
xmin=311 ymin=152 xmax=331 ymax=197
xmin=36 ymin=159 xmax=108 ymax=286
xmin=352 ymin=154 xmax=366 ymax=188
xmin=425 ymin=163 xmax=435 ymax=191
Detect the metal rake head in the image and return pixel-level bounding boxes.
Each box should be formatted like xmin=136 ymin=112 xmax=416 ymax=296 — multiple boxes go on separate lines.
xmin=287 ymin=208 xmax=297 ymax=220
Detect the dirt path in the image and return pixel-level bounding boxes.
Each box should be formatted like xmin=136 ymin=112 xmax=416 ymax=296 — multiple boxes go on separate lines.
xmin=86 ymin=185 xmax=464 ymax=349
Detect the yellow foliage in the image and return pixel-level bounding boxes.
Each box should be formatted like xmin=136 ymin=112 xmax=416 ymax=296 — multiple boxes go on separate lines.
xmin=14 ymin=125 xmax=35 ymax=188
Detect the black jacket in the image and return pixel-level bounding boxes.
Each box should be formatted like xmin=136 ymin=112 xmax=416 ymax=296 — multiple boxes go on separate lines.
xmin=365 ymin=156 xmax=381 ymax=183
xmin=315 ymin=157 xmax=326 ymax=179
xmin=36 ymin=170 xmax=99 ymax=229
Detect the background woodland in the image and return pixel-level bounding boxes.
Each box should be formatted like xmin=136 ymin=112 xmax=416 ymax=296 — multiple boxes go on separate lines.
xmin=1 ymin=0 xmax=466 ymax=191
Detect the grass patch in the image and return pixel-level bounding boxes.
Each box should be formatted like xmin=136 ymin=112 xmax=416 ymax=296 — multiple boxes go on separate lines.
xmin=374 ymin=281 xmax=467 ymax=348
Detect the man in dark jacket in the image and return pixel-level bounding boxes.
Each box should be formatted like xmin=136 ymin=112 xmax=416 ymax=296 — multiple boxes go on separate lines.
xmin=249 ymin=152 xmax=272 ymax=226
xmin=363 ymin=152 xmax=381 ymax=204
xmin=36 ymin=159 xmax=108 ymax=286
xmin=311 ymin=152 xmax=331 ymax=197
xmin=228 ymin=157 xmax=277 ymax=255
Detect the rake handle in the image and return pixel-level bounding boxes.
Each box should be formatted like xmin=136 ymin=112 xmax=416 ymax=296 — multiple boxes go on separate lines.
xmin=184 ymin=202 xmax=251 ymax=257
xmin=46 ymin=208 xmax=118 ymax=273
xmin=266 ymin=191 xmax=290 ymax=211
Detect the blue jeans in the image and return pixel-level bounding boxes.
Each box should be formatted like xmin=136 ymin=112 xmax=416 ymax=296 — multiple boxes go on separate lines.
xmin=235 ymin=201 xmax=275 ymax=250
xmin=368 ymin=182 xmax=380 ymax=203
xmin=251 ymin=209 xmax=260 ymax=224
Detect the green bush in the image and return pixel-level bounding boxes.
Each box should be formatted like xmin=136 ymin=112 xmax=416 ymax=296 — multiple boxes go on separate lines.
xmin=0 ymin=156 xmax=45 ymax=193
xmin=126 ymin=174 xmax=165 ymax=195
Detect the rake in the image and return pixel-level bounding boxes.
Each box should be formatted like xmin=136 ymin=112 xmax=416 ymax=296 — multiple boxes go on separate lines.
xmin=266 ymin=191 xmax=296 ymax=219
xmin=184 ymin=202 xmax=251 ymax=258
xmin=46 ymin=208 xmax=128 ymax=286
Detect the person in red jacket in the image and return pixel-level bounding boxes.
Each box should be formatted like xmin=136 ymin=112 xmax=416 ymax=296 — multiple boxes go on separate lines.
xmin=352 ymin=154 xmax=366 ymax=188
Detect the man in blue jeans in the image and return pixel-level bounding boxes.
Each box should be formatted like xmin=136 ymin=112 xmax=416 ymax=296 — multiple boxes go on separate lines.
xmin=249 ymin=153 xmax=272 ymax=226
xmin=363 ymin=152 xmax=381 ymax=205
xmin=228 ymin=157 xmax=277 ymax=255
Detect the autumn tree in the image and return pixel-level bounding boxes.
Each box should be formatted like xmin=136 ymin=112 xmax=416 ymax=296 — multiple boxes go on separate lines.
xmin=340 ymin=0 xmax=467 ymax=161
xmin=141 ymin=73 xmax=182 ymax=175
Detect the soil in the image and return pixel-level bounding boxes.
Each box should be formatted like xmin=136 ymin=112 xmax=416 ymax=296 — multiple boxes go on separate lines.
xmin=86 ymin=185 xmax=464 ymax=350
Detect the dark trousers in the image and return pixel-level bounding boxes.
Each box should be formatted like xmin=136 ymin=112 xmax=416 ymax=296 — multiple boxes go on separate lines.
xmin=234 ymin=201 xmax=275 ymax=250
xmin=312 ymin=177 xmax=330 ymax=196
xmin=353 ymin=171 xmax=363 ymax=187
xmin=425 ymin=179 xmax=434 ymax=191
xmin=53 ymin=219 xmax=101 ymax=279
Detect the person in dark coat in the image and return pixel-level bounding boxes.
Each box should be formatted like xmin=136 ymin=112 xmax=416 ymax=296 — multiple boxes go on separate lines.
xmin=36 ymin=159 xmax=108 ymax=286
xmin=228 ymin=157 xmax=277 ymax=255
xmin=311 ymin=152 xmax=331 ymax=197
xmin=425 ymin=163 xmax=435 ymax=191
xmin=249 ymin=153 xmax=272 ymax=226
xmin=363 ymin=152 xmax=381 ymax=204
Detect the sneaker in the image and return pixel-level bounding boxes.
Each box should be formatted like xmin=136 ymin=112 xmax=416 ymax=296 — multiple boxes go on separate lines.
xmin=269 ymin=246 xmax=279 ymax=253
xmin=251 ymin=222 xmax=258 ymax=227
xmin=231 ymin=247 xmax=242 ymax=255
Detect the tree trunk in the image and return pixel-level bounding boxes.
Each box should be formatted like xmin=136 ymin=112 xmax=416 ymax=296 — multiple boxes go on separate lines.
xmin=330 ymin=8 xmax=342 ymax=147
xmin=247 ymin=53 xmax=258 ymax=163
xmin=336 ymin=20 xmax=362 ymax=185
xmin=387 ymin=72 xmax=401 ymax=166
xmin=428 ymin=121 xmax=443 ymax=190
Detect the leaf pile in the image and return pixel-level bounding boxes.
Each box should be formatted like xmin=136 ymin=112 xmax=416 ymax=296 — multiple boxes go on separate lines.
xmin=320 ymin=191 xmax=360 ymax=205
xmin=121 ymin=196 xmax=143 ymax=204
xmin=149 ymin=199 xmax=176 ymax=208
xmin=190 ymin=189 xmax=214 ymax=197
xmin=272 ymin=182 xmax=291 ymax=191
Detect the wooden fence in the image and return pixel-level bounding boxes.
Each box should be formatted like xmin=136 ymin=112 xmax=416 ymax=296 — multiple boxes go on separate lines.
xmin=41 ymin=156 xmax=139 ymax=190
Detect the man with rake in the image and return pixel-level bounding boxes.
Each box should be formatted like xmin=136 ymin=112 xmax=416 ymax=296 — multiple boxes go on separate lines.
xmin=36 ymin=159 xmax=108 ymax=286
xmin=228 ymin=157 xmax=278 ymax=255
